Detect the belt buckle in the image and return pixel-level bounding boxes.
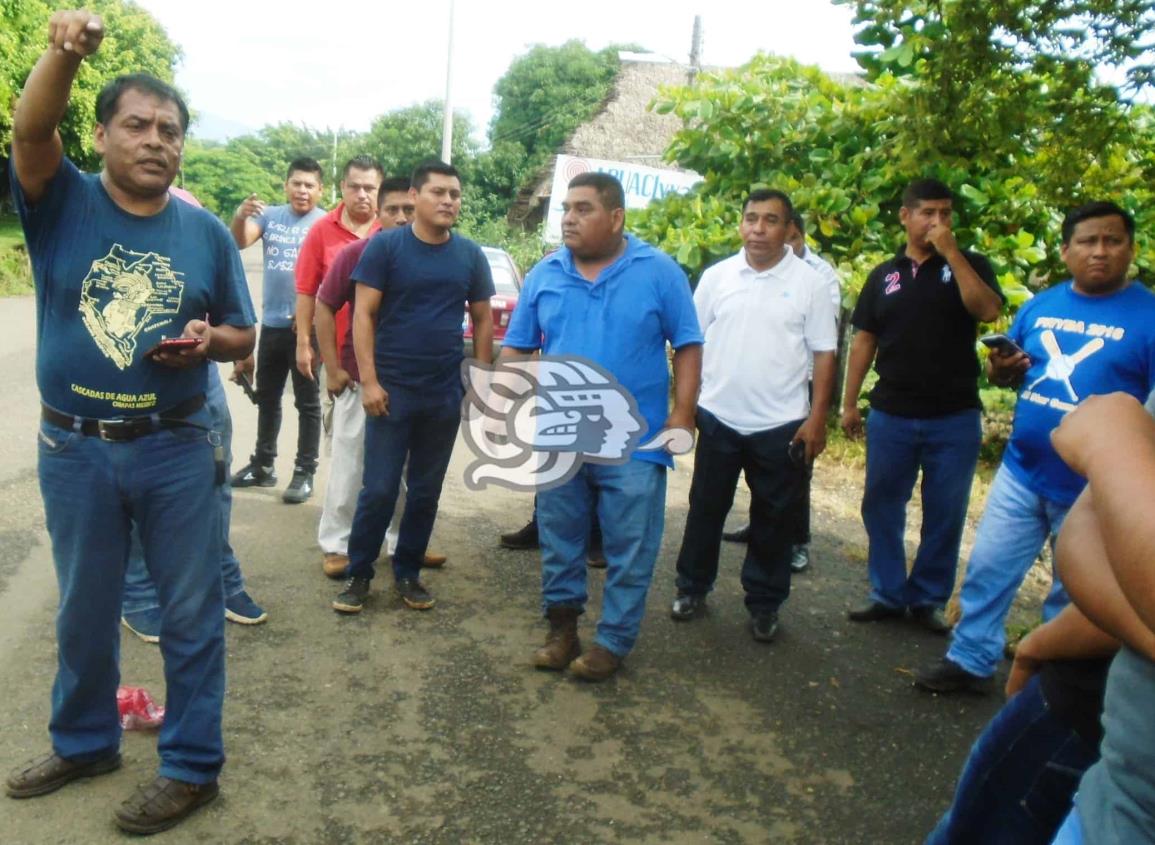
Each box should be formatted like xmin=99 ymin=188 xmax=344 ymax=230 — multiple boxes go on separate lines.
xmin=96 ymin=418 xmax=132 ymax=442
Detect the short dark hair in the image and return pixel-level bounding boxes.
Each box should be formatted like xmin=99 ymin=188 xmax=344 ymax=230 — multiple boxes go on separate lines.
xmin=901 ymin=179 xmax=953 ymax=209
xmin=286 ymin=157 xmax=323 ymax=182
xmin=1061 ymin=201 xmax=1135 ymax=245
xmin=342 ymin=155 xmax=384 ymax=180
xmin=411 ymin=159 xmax=460 ymax=191
xmin=568 ymin=172 xmax=625 ymax=211
xmin=789 ymin=210 xmax=806 ymax=231
xmin=743 ymin=188 xmax=794 ymax=218
xmin=96 ymin=73 xmax=189 ymax=133
xmin=377 ymin=176 xmax=411 ymax=208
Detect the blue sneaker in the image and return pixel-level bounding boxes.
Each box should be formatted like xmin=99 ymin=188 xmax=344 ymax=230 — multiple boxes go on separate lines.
xmin=225 ymin=591 xmax=268 ymax=625
xmin=122 ymin=609 xmax=161 ymax=644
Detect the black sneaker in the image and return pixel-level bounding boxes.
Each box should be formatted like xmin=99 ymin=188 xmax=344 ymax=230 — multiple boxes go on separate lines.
xmin=500 ymin=520 xmax=539 ymax=550
xmin=231 ymin=461 xmax=276 ymax=488
xmin=670 ymin=593 xmax=706 ymax=621
xmin=282 ymin=468 xmax=313 ymax=504
xmin=750 ymin=613 xmax=779 ymax=643
xmin=396 ymin=578 xmax=435 ymax=610
xmin=914 ymin=657 xmax=993 ymax=695
xmin=722 ymin=524 xmax=750 ymax=543
xmin=332 ymin=577 xmax=371 ymax=614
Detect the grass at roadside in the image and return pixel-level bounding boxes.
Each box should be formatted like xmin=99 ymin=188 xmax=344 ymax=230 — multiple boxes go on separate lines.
xmin=0 ymin=213 xmax=33 ymax=297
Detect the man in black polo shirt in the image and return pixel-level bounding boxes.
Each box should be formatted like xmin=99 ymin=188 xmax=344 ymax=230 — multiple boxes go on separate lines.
xmin=841 ymin=179 xmax=1003 ymax=631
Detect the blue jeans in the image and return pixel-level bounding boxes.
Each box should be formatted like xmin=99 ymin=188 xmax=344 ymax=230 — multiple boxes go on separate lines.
xmin=1051 ymin=807 xmax=1084 ymax=844
xmin=38 ymin=405 xmax=225 ymax=783
xmin=862 ymin=408 xmax=982 ymax=609
xmin=346 ymin=406 xmax=459 ymax=583
xmin=927 ymin=675 xmax=1098 ymax=845
xmin=537 ymin=460 xmax=667 ymax=657
xmin=124 ymin=371 xmax=244 ymax=613
xmin=948 ymin=465 xmax=1070 ymax=677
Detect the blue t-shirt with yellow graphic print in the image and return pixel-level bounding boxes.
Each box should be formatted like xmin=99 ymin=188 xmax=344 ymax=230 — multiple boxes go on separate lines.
xmin=11 ymin=158 xmax=255 ymax=419
xmin=1004 ymin=279 xmax=1155 ymax=506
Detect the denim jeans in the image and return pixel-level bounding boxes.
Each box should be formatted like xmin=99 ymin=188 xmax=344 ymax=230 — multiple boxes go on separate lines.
xmin=1051 ymin=809 xmax=1084 ymax=845
xmin=124 ymin=370 xmax=244 ymax=613
xmin=674 ymin=409 xmax=806 ymax=615
xmin=537 ymin=459 xmax=667 ymax=657
xmin=927 ymin=675 xmax=1097 ymax=845
xmin=862 ymin=408 xmax=982 ymax=609
xmin=251 ymin=325 xmax=321 ymax=473
xmin=346 ymin=405 xmax=458 ymax=583
xmin=38 ymin=404 xmax=225 ymax=783
xmin=948 ymin=465 xmax=1070 ymax=678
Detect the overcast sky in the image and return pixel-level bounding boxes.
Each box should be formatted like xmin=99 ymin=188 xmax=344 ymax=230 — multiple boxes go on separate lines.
xmin=134 ymin=0 xmax=863 ymax=142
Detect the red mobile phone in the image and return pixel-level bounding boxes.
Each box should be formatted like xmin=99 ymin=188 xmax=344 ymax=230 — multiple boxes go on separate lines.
xmin=145 ymin=337 xmax=203 ymax=358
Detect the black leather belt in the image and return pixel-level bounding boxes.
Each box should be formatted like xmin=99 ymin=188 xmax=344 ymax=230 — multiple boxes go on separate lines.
xmin=41 ymin=394 xmax=207 ymax=442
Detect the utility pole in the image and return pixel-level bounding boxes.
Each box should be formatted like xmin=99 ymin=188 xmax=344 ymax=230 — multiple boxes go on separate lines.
xmin=331 ymin=126 xmax=338 ymax=206
xmin=689 ymin=15 xmax=702 ymax=86
xmin=440 ymin=0 xmax=456 ymax=163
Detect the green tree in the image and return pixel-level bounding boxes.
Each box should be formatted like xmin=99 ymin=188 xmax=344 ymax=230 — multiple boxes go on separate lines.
xmin=361 ymin=100 xmax=477 ymax=180
xmin=1 ymin=0 xmax=181 ymax=198
xmin=179 ymin=139 xmax=283 ymax=217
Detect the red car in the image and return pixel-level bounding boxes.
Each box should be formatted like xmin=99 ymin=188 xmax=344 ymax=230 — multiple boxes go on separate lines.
xmin=464 ymin=247 xmax=522 ymax=355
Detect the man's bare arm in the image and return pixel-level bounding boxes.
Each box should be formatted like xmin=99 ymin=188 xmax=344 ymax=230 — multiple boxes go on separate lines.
xmin=840 ymin=330 xmax=877 ymax=437
xmin=666 ymin=343 xmax=702 ymax=432
xmin=314 ymin=299 xmax=351 ymax=396
xmin=468 ymin=300 xmax=493 ymax=365
xmin=352 ymin=284 xmax=386 ymax=416
xmin=293 ymin=294 xmax=317 ymax=378
xmin=12 ymin=11 xmax=104 ymax=204
xmin=229 ymin=194 xmax=265 ymax=249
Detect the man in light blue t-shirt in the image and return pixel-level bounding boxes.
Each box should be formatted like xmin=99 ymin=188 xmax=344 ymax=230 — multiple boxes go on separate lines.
xmin=229 ymin=159 xmax=326 ymax=503
xmin=916 ymin=201 xmax=1155 ymax=695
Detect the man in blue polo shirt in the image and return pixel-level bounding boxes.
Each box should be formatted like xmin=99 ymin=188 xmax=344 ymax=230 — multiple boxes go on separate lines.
xmin=916 ymin=201 xmax=1155 ymax=694
xmin=331 ymin=160 xmax=493 ymax=614
xmin=502 ymin=172 xmax=703 ymax=681
xmin=4 ymin=10 xmax=254 ymax=835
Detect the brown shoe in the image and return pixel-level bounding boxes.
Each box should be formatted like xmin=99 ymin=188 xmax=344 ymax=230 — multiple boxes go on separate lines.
xmin=114 ymin=776 xmax=219 ymax=835
xmin=6 ymin=752 xmax=121 ymax=799
xmin=422 ymin=551 xmax=448 ymax=568
xmin=532 ymin=607 xmax=582 ymax=670
xmin=569 ymin=645 xmax=622 ymax=681
xmin=322 ymin=553 xmax=349 ymax=579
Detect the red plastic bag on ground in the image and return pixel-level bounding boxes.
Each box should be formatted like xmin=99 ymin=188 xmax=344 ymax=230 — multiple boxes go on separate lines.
xmin=117 ymin=686 xmax=165 ymax=730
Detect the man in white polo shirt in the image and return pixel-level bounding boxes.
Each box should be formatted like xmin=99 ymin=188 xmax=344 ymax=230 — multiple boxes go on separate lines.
xmin=669 ymin=189 xmax=838 ymax=642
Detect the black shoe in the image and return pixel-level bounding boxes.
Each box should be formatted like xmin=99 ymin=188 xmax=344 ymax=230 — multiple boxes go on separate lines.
xmin=790 ymin=544 xmax=811 ymax=573
xmin=231 ymin=460 xmax=276 ymax=488
xmin=914 ymin=657 xmax=993 ymax=695
xmin=847 ymin=600 xmax=905 ymax=623
xmin=282 ymin=468 xmax=314 ymax=504
xmin=587 ymin=543 xmax=607 ymax=569
xmin=500 ymin=520 xmax=539 ymax=550
xmin=750 ymin=613 xmax=779 ymax=643
xmin=910 ymin=606 xmax=952 ymax=635
xmin=396 ymin=578 xmax=435 ymax=610
xmin=670 ymin=593 xmax=706 ymax=621
xmin=722 ymin=524 xmax=750 ymax=543
xmin=332 ymin=576 xmax=371 ymax=614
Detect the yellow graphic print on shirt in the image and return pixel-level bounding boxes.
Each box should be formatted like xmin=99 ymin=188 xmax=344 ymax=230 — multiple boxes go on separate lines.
xmin=78 ymin=244 xmax=184 ymax=370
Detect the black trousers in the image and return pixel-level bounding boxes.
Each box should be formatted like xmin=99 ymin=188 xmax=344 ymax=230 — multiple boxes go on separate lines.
xmin=674 ymin=408 xmax=807 ymax=615
xmin=251 ymin=325 xmax=321 ymax=474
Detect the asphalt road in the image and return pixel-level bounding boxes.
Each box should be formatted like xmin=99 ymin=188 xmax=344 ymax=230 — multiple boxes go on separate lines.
xmin=0 ymin=246 xmax=1005 ymax=844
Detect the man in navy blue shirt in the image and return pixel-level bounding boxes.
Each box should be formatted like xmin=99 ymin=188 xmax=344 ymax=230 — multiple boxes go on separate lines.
xmin=331 ymin=160 xmax=493 ymax=614
xmin=3 ymin=10 xmax=255 ymax=835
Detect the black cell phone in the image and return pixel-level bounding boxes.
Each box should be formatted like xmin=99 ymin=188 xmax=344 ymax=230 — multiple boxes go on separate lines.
xmin=979 ymin=333 xmax=1024 ymax=356
xmin=236 ymin=372 xmax=258 ymax=404
xmin=787 ymin=439 xmax=807 ymax=467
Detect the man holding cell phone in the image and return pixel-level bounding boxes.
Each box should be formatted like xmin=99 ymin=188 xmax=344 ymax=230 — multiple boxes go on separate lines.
xmin=916 ymin=201 xmax=1155 ymax=694
xmin=669 ymin=189 xmax=836 ymax=644
xmin=4 ymin=10 xmax=255 ymax=833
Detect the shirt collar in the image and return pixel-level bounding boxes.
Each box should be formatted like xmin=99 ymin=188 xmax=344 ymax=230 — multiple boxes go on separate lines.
xmin=739 ymin=245 xmax=793 ymax=277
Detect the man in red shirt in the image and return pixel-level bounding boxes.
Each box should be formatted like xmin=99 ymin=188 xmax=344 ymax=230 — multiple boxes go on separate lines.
xmin=294 ymin=155 xmax=383 ymax=385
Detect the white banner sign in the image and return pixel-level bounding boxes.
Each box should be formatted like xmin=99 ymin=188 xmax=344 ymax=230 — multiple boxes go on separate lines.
xmin=544 ymin=155 xmax=702 ymax=243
